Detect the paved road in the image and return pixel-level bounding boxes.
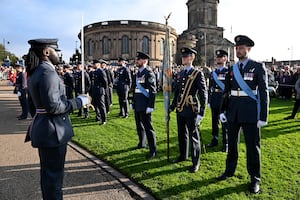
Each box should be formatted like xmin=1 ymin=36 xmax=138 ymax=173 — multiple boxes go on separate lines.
xmin=0 ymin=81 xmax=155 ymax=200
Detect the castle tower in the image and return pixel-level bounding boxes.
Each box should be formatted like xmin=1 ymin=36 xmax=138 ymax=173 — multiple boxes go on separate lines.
xmin=177 ymin=0 xmax=234 ymax=66
xmin=187 ymin=0 xmax=219 ymax=29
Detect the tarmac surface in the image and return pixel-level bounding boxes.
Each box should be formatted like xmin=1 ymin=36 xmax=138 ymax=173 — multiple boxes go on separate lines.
xmin=0 ymin=80 xmax=155 ymax=200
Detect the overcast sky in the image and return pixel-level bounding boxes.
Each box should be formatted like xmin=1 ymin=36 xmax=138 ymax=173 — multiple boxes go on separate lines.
xmin=1 ymin=0 xmax=299 ymax=63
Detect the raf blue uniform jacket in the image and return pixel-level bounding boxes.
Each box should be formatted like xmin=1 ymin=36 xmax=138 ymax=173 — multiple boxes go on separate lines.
xmin=92 ymin=68 xmax=107 ymax=97
xmin=133 ymin=67 xmax=156 ymax=112
xmin=115 ymin=66 xmax=132 ymax=93
xmin=208 ymin=67 xmax=228 ymax=109
xmin=221 ymin=59 xmax=269 ymax=123
xmin=28 ymin=61 xmax=82 ymax=148
xmin=170 ymin=68 xmax=207 ymax=117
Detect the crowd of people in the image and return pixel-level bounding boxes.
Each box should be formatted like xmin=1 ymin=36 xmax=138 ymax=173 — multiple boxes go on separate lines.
xmin=269 ymin=64 xmax=300 ymax=99
xmin=0 ymin=35 xmax=299 ymax=198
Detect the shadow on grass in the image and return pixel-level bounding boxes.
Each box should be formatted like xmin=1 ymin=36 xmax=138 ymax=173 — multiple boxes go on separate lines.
xmin=197 ymin=183 xmax=249 ymax=199
xmin=135 ymin=165 xmax=190 ymax=182
xmin=159 ymin=178 xmax=249 ymax=199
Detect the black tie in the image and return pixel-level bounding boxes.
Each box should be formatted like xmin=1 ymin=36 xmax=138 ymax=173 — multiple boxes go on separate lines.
xmin=239 ymin=63 xmax=244 ymax=71
xmin=184 ymin=69 xmax=188 ymax=76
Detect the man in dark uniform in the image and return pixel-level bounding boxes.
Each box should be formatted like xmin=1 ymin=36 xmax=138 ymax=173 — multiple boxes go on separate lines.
xmin=217 ymin=35 xmax=269 ymax=194
xmin=15 ymin=64 xmax=28 ymax=120
xmin=169 ymin=47 xmax=207 ymax=173
xmin=26 ymin=39 xmax=89 ymax=200
xmin=100 ymin=59 xmax=112 ymax=114
xmin=92 ymin=59 xmax=108 ymax=125
xmin=74 ymin=62 xmax=91 ymax=118
xmin=63 ymin=64 xmax=74 ymax=99
xmin=133 ymin=51 xmax=157 ymax=159
xmin=105 ymin=64 xmax=114 ymax=108
xmin=116 ymin=56 xmax=132 ymax=118
xmin=87 ymin=64 xmax=95 ymax=95
xmin=207 ymin=50 xmax=229 ymax=152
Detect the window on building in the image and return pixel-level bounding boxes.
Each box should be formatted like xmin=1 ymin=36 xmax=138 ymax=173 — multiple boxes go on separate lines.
xmin=142 ymin=36 xmax=149 ymax=54
xmin=88 ymin=39 xmax=94 ymax=56
xmin=121 ymin=35 xmax=129 ymax=54
xmin=160 ymin=38 xmax=164 ymax=55
xmin=102 ymin=36 xmax=110 ymax=54
xmin=207 ymin=7 xmax=212 ymax=23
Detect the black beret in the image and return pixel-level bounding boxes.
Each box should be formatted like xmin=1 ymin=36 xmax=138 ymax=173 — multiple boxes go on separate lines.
xmin=118 ymin=56 xmax=125 ymax=62
xmin=93 ymin=59 xmax=100 ymax=64
xmin=99 ymin=59 xmax=108 ymax=64
xmin=28 ymin=38 xmax=60 ymax=51
xmin=136 ymin=51 xmax=150 ymax=59
xmin=215 ymin=50 xmax=228 ymax=57
xmin=63 ymin=64 xmax=72 ymax=69
xmin=234 ymin=35 xmax=255 ymax=47
xmin=180 ymin=47 xmax=197 ymax=57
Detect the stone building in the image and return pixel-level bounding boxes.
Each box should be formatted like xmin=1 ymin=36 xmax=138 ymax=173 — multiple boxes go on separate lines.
xmin=82 ymin=20 xmax=177 ymax=67
xmin=177 ymin=0 xmax=234 ymax=66
xmin=79 ymin=0 xmax=234 ymax=67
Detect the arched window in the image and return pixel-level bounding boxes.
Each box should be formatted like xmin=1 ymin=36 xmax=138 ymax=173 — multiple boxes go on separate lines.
xmin=160 ymin=38 xmax=164 ymax=55
xmin=102 ymin=36 xmax=110 ymax=54
xmin=142 ymin=36 xmax=149 ymax=54
xmin=88 ymin=39 xmax=94 ymax=56
xmin=121 ymin=35 xmax=129 ymax=54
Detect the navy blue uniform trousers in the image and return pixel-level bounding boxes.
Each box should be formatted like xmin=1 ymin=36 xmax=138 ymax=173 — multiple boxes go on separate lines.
xmin=176 ymin=114 xmax=201 ymax=167
xmin=134 ymin=111 xmax=156 ymax=154
xmin=225 ymin=122 xmax=261 ymax=183
xmin=38 ymin=144 xmax=67 ymax=200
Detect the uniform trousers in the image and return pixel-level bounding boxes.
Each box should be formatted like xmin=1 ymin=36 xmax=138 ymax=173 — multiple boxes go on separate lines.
xmin=65 ymin=87 xmax=73 ymax=99
xmin=225 ymin=122 xmax=261 ymax=183
xmin=18 ymin=89 xmax=28 ymax=118
xmin=38 ymin=144 xmax=67 ymax=200
xmin=176 ymin=114 xmax=201 ymax=167
xmin=291 ymin=99 xmax=300 ymax=117
xmin=117 ymin=90 xmax=129 ymax=116
xmin=134 ymin=111 xmax=156 ymax=153
xmin=94 ymin=94 xmax=107 ymax=122
xmin=211 ymin=107 xmax=228 ymax=145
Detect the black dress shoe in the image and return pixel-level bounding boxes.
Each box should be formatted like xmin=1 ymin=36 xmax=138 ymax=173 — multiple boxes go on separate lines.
xmin=207 ymin=140 xmax=218 ymax=147
xmin=18 ymin=116 xmax=27 ymax=120
xmin=135 ymin=145 xmax=146 ymax=149
xmin=249 ymin=182 xmax=260 ymax=194
xmin=172 ymin=157 xmax=187 ymax=163
xmin=189 ymin=165 xmax=199 ymax=173
xmin=146 ymin=152 xmax=156 ymax=159
xmin=99 ymin=121 xmax=106 ymax=125
xmin=216 ymin=173 xmax=233 ymax=181
xmin=284 ymin=115 xmax=294 ymax=120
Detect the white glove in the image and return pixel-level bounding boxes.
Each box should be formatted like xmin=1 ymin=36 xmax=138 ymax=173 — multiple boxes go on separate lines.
xmin=17 ymin=91 xmax=21 ymax=97
xmin=77 ymin=94 xmax=89 ymax=106
xmin=130 ymin=104 xmax=133 ymax=110
xmin=208 ymin=103 xmax=211 ymax=109
xmin=257 ymin=120 xmax=267 ymax=128
xmin=196 ymin=115 xmax=203 ymax=125
xmin=146 ymin=107 xmax=154 ymax=114
xmin=219 ymin=113 xmax=227 ymax=123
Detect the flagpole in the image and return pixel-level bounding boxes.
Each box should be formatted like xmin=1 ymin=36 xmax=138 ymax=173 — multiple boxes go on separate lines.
xmin=81 ymin=15 xmax=85 ymax=94
xmin=163 ymin=13 xmax=172 ymax=162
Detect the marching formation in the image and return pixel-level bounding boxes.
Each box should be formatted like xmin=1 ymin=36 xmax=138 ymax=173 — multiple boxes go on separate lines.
xmin=7 ymin=34 xmax=285 ymax=199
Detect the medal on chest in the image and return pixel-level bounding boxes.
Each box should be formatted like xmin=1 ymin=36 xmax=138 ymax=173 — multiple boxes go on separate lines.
xmin=138 ymin=75 xmax=145 ymax=83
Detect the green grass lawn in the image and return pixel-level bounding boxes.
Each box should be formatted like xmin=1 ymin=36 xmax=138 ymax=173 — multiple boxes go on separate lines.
xmin=71 ymin=92 xmax=300 ymax=200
